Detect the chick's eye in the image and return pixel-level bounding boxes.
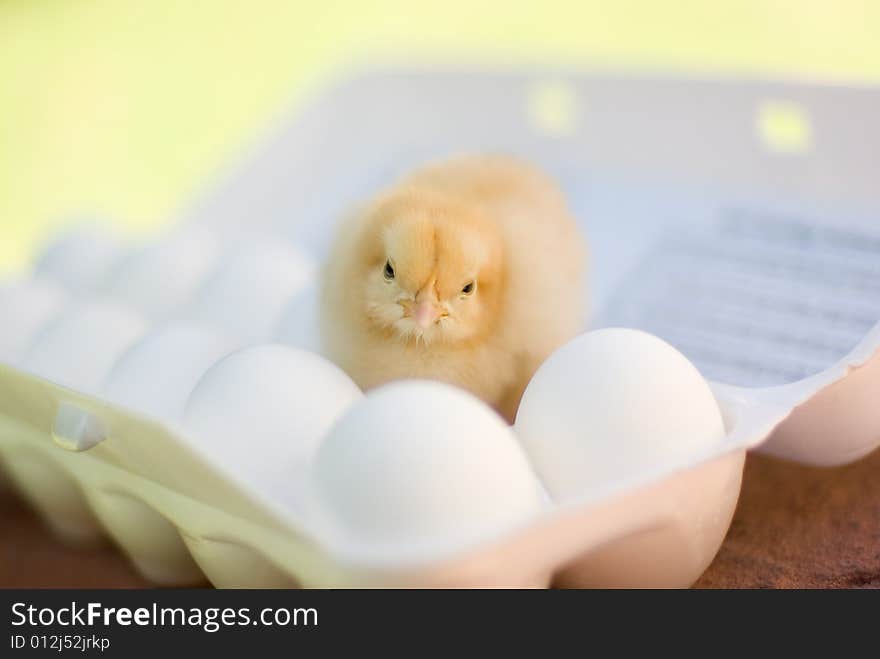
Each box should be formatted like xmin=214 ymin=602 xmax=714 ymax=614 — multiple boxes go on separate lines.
xmin=461 ymin=281 xmax=475 ymax=295
xmin=383 ymin=260 xmax=395 ymax=280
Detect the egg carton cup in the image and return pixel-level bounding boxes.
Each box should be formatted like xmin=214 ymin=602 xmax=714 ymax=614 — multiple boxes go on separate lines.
xmin=1 ymin=68 xmax=878 ymax=588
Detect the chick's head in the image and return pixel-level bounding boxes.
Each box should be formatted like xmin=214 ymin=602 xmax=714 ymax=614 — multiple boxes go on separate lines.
xmin=357 ymin=190 xmax=504 ymax=346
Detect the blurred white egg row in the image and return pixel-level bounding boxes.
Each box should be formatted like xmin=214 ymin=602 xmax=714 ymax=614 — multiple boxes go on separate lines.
xmin=0 ymin=276 xmax=72 ymax=364
xmin=24 ymin=223 xmax=324 ymax=351
xmin=1 ymin=223 xmax=730 ymax=567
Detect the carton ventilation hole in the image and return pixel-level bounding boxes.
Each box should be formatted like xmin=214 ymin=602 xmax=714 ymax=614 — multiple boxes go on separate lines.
xmin=756 ymin=100 xmax=813 ymax=155
xmin=527 ymin=80 xmax=578 ymax=138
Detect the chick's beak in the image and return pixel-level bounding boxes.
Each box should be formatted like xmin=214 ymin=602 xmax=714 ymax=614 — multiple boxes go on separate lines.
xmin=413 ymin=300 xmax=441 ymax=329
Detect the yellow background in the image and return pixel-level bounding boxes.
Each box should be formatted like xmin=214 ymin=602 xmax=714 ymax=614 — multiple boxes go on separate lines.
xmin=2 ymin=1 xmax=878 ymax=274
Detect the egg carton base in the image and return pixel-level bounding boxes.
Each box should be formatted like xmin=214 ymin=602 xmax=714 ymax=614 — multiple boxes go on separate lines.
xmin=0 ymin=407 xmax=747 ymax=587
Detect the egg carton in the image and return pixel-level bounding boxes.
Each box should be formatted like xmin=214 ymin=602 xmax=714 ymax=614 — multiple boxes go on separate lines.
xmin=1 ymin=69 xmax=879 ymax=588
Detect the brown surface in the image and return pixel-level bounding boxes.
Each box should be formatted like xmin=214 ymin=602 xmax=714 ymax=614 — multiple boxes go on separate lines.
xmin=1 ymin=449 xmax=878 ymax=589
xmin=694 ymin=449 xmax=880 ymax=589
xmin=0 ymin=491 xmax=152 ymax=589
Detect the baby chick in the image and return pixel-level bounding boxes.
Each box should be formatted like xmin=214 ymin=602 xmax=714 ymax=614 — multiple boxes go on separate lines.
xmin=320 ymin=154 xmax=588 ymax=422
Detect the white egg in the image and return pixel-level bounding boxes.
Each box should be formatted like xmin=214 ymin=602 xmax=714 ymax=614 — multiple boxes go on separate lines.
xmin=22 ymin=302 xmax=148 ymax=394
xmin=103 ymin=323 xmax=238 ymax=420
xmin=313 ymin=380 xmax=545 ymax=552
xmin=274 ymin=287 xmax=323 ymax=355
xmin=34 ymin=225 xmax=128 ymax=294
xmin=514 ymin=328 xmax=726 ymax=501
xmin=0 ymin=277 xmax=71 ymax=364
xmin=182 ymin=344 xmax=361 ymax=511
xmin=186 ymin=241 xmax=316 ymax=343
xmin=101 ymin=227 xmax=222 ymax=317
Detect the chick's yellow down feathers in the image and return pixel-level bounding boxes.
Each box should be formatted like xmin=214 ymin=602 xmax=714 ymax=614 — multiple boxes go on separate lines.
xmin=320 ymin=154 xmax=588 ymax=422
